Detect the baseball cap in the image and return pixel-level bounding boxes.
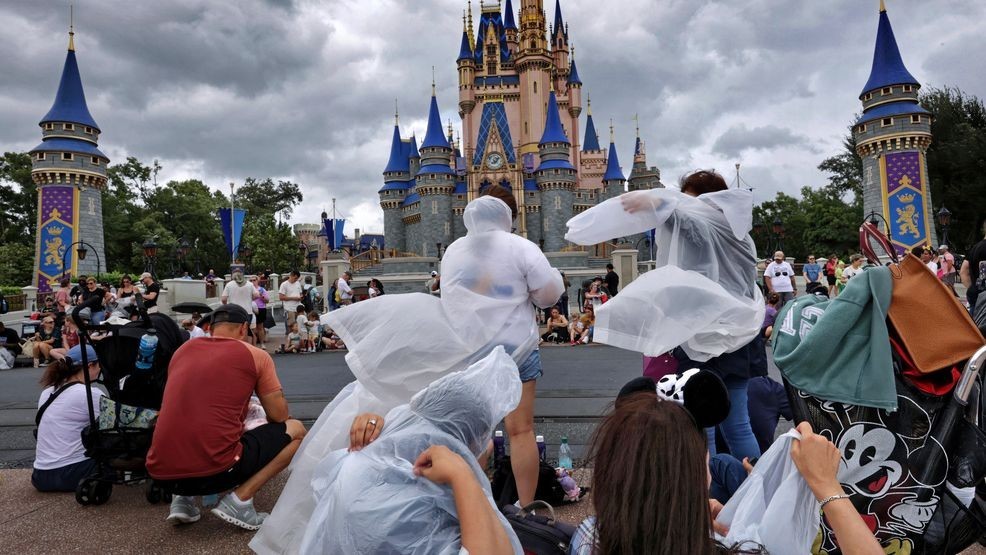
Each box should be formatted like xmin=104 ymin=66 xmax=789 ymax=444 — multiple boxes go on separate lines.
xmin=430 ymin=271 xmax=438 ymax=277
xmin=939 ymin=244 xmax=949 ymax=250
xmin=65 ymin=344 xmax=99 ymax=367
xmin=198 ymin=304 xmax=251 ymax=327
xmin=139 ymin=272 xmax=153 ymax=280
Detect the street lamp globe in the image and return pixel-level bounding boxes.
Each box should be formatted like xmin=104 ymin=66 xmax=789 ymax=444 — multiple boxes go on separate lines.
xmin=142 ymin=238 xmax=158 ymax=258
xmin=772 ymin=217 xmax=784 ymax=236
xmin=76 ymin=246 xmax=87 ymax=261
xmin=937 ymin=206 xmax=952 ymax=227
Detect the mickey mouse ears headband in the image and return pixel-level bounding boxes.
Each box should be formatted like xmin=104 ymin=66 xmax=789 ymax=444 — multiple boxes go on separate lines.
xmin=618 ymin=369 xmax=731 ymax=429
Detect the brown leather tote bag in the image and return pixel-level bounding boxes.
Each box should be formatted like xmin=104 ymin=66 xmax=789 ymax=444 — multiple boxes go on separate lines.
xmin=859 ymin=222 xmax=984 ymax=373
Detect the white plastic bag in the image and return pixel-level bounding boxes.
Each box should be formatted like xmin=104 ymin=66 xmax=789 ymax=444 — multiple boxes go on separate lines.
xmin=716 ymin=430 xmax=821 ymax=552
xmin=298 ymin=347 xmax=523 ymax=555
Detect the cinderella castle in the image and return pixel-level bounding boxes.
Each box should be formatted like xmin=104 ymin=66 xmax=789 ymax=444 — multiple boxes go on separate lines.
xmin=379 ymin=0 xmax=663 ymax=258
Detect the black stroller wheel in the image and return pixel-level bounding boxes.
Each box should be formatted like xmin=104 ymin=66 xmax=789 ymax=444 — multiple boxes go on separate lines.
xmin=76 ymin=479 xmax=112 ymax=506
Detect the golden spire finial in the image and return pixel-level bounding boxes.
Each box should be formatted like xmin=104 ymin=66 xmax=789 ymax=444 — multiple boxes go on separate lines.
xmin=634 ymin=113 xmax=640 ymax=138
xmin=879 ymin=0 xmax=886 ymax=12
xmin=68 ymin=3 xmax=75 ymax=51
xmin=448 ymin=118 xmax=454 ymax=138
xmin=609 ymin=119 xmax=615 ymax=142
xmin=394 ymin=98 xmax=399 ymax=125
xmin=571 ymin=44 xmax=575 ymax=60
xmin=467 ymin=1 xmax=475 ymax=46
xmin=586 ymin=94 xmax=592 ymax=115
xmin=432 ymin=66 xmax=436 ymax=96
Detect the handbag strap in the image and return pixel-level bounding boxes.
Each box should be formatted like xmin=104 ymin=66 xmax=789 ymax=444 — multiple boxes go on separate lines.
xmin=859 ymin=222 xmax=900 ymax=266
xmin=519 ymin=500 xmax=558 ymax=524
xmin=35 ymin=381 xmax=81 ymax=426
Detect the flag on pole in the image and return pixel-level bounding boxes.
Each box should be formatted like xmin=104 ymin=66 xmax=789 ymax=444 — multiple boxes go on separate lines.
xmin=323 ymin=218 xmax=346 ymax=250
xmin=218 ymin=208 xmax=246 ymax=259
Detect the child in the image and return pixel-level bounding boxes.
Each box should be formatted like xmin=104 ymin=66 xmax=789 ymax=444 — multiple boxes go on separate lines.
xmin=835 ymin=261 xmax=847 ymax=296
xmin=295 ymin=307 xmax=310 ymax=352
xmin=306 ymin=310 xmax=320 ymax=353
xmin=286 ymin=323 xmax=302 ymax=354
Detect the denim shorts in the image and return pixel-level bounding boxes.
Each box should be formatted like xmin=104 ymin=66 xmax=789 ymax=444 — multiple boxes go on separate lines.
xmin=518 ymin=349 xmax=543 ymax=382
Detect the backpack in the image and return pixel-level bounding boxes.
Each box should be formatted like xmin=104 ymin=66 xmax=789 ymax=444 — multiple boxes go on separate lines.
xmin=491 ymin=455 xmax=568 ymax=507
xmin=501 ymin=501 xmax=577 ymax=555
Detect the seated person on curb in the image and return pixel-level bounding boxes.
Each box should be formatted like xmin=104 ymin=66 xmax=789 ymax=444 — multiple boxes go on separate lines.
xmin=0 ymin=321 xmax=22 ymax=356
xmin=569 ymin=378 xmax=882 ymax=554
xmin=147 ymin=304 xmax=307 ymax=531
xmin=540 ymin=307 xmax=570 ymax=344
xmin=32 ymin=345 xmax=103 ymax=492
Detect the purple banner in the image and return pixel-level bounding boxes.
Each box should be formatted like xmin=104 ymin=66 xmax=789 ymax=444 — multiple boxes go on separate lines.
xmin=35 ymin=186 xmax=77 ymax=293
xmin=883 ymin=151 xmax=931 ymax=253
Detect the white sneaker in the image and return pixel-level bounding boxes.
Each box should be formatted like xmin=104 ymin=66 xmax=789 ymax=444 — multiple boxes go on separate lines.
xmin=166 ymin=495 xmax=201 ymax=525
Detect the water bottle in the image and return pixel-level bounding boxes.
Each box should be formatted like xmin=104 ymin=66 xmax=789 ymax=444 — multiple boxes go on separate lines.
xmin=493 ymin=430 xmax=505 ymax=460
xmin=536 ymin=435 xmax=546 ymax=462
xmin=135 ymin=328 xmax=158 ymax=372
xmin=558 ymin=436 xmax=573 ymax=470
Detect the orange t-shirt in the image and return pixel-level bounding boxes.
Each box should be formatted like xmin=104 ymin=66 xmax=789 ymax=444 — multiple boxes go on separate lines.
xmin=146 ymin=336 xmax=282 ymax=480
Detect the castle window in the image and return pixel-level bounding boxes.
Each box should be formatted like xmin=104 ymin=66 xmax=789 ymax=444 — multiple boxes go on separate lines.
xmin=863 ymin=93 xmax=873 ymax=101
xmin=910 ymin=115 xmax=921 ymax=124
xmin=35 ymin=152 xmax=45 ymax=161
xmin=44 ymin=123 xmax=54 ymax=130
xmin=487 ymin=61 xmax=497 ymax=75
xmin=903 ymin=85 xmax=914 ymax=93
xmin=63 ymin=123 xmax=74 ymax=131
xmin=881 ymin=117 xmax=893 ymax=127
xmin=61 ymin=152 xmax=74 ymax=161
xmin=881 ymin=87 xmax=892 ymax=96
xmin=432 ymin=200 xmax=438 ymax=215
xmin=533 ymin=82 xmax=537 ymax=94
xmin=858 ymin=123 xmax=867 ymax=133
xmin=84 ymin=126 xmax=94 ymax=134
xmin=91 ymin=156 xmax=100 ymax=165
xmin=528 ymin=192 xmax=535 ymax=198
xmin=524 ymin=122 xmax=528 ymax=134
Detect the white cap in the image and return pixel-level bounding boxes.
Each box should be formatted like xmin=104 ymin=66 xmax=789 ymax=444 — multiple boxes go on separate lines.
xmin=535 ymin=435 xmax=545 ymax=442
xmin=430 ymin=270 xmax=438 ymax=277
xmin=494 ymin=430 xmax=503 ymax=438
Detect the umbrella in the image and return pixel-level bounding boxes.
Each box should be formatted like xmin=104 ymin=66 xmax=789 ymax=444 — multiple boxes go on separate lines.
xmin=172 ymin=302 xmax=214 ymax=314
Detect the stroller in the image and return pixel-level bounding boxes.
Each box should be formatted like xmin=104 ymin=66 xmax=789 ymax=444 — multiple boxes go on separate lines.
xmin=70 ymin=296 xmax=187 ymax=506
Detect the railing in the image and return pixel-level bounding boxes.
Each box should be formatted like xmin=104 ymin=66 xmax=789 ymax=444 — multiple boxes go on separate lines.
xmin=5 ymin=294 xmax=26 ymax=312
xmin=350 ymin=249 xmax=421 ymax=273
xmin=559 ymin=245 xmax=586 ymax=253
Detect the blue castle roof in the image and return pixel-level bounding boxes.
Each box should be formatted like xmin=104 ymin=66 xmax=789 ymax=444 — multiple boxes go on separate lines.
xmin=553 ymin=0 xmax=566 ymax=38
xmin=409 ymin=135 xmax=420 ymax=158
xmin=379 ymin=180 xmax=411 ymax=193
xmin=458 ymin=30 xmax=472 ymax=61
xmin=537 ymin=159 xmax=576 ymax=172
xmin=30 ymin=137 xmax=107 ymax=158
xmin=453 ymin=180 xmax=467 ymax=195
xmin=420 ymin=94 xmax=451 ymax=150
xmin=539 ymin=91 xmax=570 ymax=145
xmin=383 ymin=125 xmax=410 ymax=173
xmin=634 ymin=136 xmax=643 ymax=157
xmin=504 ymin=0 xmax=517 ymax=30
xmin=856 ymin=99 xmax=930 ymax=125
xmin=523 ymin=178 xmax=538 ymax=192
xmin=603 ymin=141 xmax=625 ymax=181
xmin=41 ymin=46 xmax=100 ymax=131
xmin=568 ymin=59 xmax=582 ymax=85
xmin=474 ymin=10 xmax=510 ymax=64
xmin=417 ymin=163 xmax=456 ymax=176
xmin=860 ymin=7 xmax=919 ymax=97
xmin=582 ymin=113 xmax=600 ymax=151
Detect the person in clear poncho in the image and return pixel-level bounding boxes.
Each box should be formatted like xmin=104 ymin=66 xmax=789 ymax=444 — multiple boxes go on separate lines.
xmin=250 ymin=188 xmax=563 ymax=554
xmin=565 ymin=170 xmax=766 ymax=461
xmin=299 ymin=347 xmax=522 ymax=554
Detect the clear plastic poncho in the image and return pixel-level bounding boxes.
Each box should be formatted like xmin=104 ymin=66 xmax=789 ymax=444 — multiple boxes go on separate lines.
xmin=298 ymin=347 xmax=523 ymax=555
xmin=564 ymin=188 xmax=764 ymax=361
xmin=250 ymin=196 xmax=562 ymax=554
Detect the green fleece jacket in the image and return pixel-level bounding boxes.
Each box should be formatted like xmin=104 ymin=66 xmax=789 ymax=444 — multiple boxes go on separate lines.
xmin=772 ymin=266 xmax=896 ymax=410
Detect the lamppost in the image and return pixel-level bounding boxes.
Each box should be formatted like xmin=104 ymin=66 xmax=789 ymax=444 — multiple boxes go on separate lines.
xmin=240 ymin=244 xmax=253 ymax=273
xmin=142 ymin=237 xmax=158 ymax=278
xmin=937 ymin=206 xmax=952 ymax=247
xmin=772 ymin=217 xmax=785 ymax=253
xmin=61 ymin=241 xmax=101 ymax=282
xmin=752 ymin=216 xmax=785 ymax=255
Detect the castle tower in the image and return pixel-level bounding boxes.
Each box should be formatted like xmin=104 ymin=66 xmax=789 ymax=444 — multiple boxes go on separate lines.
xmin=503 ymin=0 xmax=519 ymax=52
xmin=536 ymin=90 xmax=576 ymax=251
xmin=601 ymin=123 xmax=626 ymax=202
xmin=854 ymin=1 xmax=936 ymax=252
xmin=415 ymin=89 xmax=455 ymax=257
xmin=627 ymin=117 xmax=663 ymax=191
xmin=579 ymin=96 xmax=605 ymax=191
xmin=379 ymin=109 xmax=411 ymax=253
xmin=31 ymin=22 xmax=109 ymax=292
xmin=516 ymin=0 xmax=552 ymax=156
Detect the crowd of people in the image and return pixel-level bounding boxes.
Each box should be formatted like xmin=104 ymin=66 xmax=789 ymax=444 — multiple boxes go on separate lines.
xmin=24 ymin=170 xmax=972 ymax=553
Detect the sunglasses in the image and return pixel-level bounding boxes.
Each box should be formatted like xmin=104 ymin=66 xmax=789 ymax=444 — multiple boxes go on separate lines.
xmin=774 ymin=271 xmax=789 ymax=277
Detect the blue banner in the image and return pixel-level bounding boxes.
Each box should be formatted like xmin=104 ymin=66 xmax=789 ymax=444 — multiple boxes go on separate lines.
xmin=323 ymin=218 xmax=345 ymax=250
xmin=219 ymin=207 xmax=246 ymax=260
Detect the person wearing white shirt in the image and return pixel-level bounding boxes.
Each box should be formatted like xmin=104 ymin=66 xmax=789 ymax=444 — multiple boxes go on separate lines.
xmin=222 ymin=270 xmax=260 ymax=330
xmin=764 ymin=251 xmax=796 ymax=308
xmin=336 ymin=272 xmax=353 ymax=306
xmin=278 ymin=270 xmax=305 ymax=334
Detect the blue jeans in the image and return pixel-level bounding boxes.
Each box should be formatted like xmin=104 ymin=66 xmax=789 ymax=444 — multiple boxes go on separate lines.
xmin=706 ymin=376 xmax=761 ymax=462
xmin=709 ymin=454 xmax=748 ymax=504
xmin=517 ymin=349 xmax=542 ymax=382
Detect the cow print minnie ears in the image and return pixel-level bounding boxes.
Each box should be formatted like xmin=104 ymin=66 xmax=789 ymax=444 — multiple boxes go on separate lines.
xmin=654 ymin=368 xmax=730 ymax=429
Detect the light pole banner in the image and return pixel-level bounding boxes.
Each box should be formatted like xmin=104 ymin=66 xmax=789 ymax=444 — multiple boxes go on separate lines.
xmin=881 ymin=151 xmax=933 ymax=255
xmin=218 ymin=207 xmax=247 ymax=260
xmin=35 ymin=186 xmax=78 ymax=293
xmin=323 ymin=218 xmax=346 ymax=250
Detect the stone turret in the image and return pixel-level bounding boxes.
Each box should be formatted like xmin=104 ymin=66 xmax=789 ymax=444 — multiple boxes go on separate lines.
xmin=414 ymin=91 xmax=455 ymax=257
xmin=379 ymin=115 xmax=410 ymax=253
xmin=536 ymin=90 xmax=576 ymax=251
xmin=601 ymin=123 xmax=626 ymax=202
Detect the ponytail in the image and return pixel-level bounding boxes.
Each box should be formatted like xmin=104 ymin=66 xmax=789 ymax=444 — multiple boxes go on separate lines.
xmin=40 ymin=357 xmax=79 ymax=388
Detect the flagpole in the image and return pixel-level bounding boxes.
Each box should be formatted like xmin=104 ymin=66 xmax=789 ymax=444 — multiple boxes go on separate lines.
xmin=332 ymin=197 xmax=336 ymax=251
xmin=229 ymin=182 xmax=235 ymax=266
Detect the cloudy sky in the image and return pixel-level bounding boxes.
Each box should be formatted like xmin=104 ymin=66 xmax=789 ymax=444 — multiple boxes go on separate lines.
xmin=2 ymin=0 xmax=984 ymax=233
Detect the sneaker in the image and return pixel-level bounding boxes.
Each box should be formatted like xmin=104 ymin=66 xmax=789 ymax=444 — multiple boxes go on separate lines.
xmin=166 ymin=495 xmax=201 ymax=526
xmin=211 ymin=494 xmax=268 ymax=531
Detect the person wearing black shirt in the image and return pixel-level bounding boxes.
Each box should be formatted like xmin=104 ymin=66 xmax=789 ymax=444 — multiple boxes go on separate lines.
xmin=140 ymin=272 xmax=161 ymax=313
xmin=961 ymin=220 xmax=986 ymax=312
xmin=69 ymin=277 xmax=87 ymax=305
xmin=604 ymin=264 xmax=620 ymax=296
xmin=0 ymin=321 xmax=21 ymax=355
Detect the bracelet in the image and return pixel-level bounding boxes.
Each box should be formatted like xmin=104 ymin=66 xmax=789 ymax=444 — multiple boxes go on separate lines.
xmin=819 ymin=494 xmax=851 ymax=510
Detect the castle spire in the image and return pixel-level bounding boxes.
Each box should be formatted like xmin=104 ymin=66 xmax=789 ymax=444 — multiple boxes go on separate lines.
xmin=503 ymin=0 xmax=517 ymax=30
xmin=68 ymin=4 xmax=75 ymax=51
xmin=421 ymin=89 xmax=450 ymax=149
xmin=394 ymin=98 xmax=399 ymax=125
xmin=582 ymin=96 xmax=600 ymax=151
xmin=539 ymin=90 xmax=569 ymax=145
xmin=458 ymin=11 xmax=473 ymax=60
xmin=553 ymin=0 xmax=566 ymax=38
xmin=860 ymin=1 xmax=918 ymax=97
xmin=466 ymin=1 xmax=475 ymax=47
xmin=603 ymin=123 xmax=625 ymax=182
xmin=41 ymin=15 xmax=99 ymax=131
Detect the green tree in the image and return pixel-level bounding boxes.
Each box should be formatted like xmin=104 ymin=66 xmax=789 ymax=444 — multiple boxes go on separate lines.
xmin=234 ymin=178 xmax=304 ymax=220
xmin=0 ymin=242 xmax=34 ymax=286
xmin=0 ymin=152 xmax=36 ymax=246
xmin=243 ymin=214 xmax=303 ymax=272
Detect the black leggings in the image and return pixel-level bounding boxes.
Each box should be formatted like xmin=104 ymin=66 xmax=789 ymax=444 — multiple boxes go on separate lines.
xmin=541 ymin=327 xmax=570 ymax=343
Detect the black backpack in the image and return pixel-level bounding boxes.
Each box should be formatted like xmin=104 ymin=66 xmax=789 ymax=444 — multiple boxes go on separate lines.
xmin=490 ymin=455 xmax=568 ymax=507
xmin=502 ymin=501 xmax=577 ymax=555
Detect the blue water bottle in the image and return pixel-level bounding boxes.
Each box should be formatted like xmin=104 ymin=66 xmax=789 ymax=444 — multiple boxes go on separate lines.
xmin=493 ymin=430 xmax=505 ymax=459
xmin=536 ymin=435 xmax=546 ymax=462
xmin=135 ymin=328 xmax=158 ymax=372
xmin=558 ymin=436 xmax=573 ymax=470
